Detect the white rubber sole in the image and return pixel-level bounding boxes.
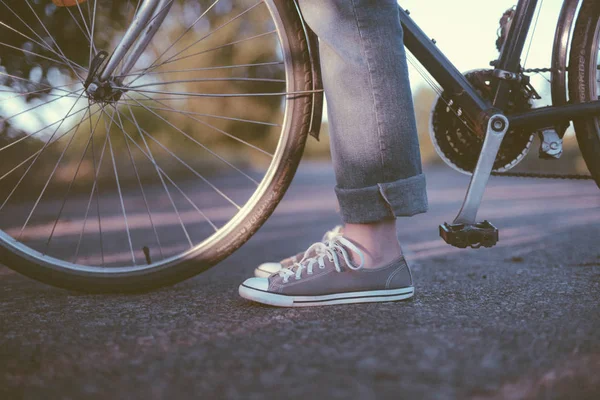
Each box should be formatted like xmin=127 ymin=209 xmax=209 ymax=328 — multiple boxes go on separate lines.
xmin=239 ymin=284 xmax=414 ymax=307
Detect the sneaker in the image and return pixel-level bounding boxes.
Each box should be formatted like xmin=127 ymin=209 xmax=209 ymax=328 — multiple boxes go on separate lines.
xmin=239 ymin=236 xmax=414 ymax=307
xmin=253 ymin=225 xmax=344 ymax=278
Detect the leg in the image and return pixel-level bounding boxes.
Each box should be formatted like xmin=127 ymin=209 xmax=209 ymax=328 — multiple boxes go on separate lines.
xmin=344 ymin=219 xmax=402 ymax=268
xmin=240 ymin=0 xmax=426 ymax=306
xmin=299 ymin=0 xmax=428 ymax=266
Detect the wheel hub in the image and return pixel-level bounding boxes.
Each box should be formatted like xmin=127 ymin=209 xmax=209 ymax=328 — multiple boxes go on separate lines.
xmin=85 ymin=79 xmax=125 ymax=103
xmin=84 ymin=50 xmax=126 ymax=103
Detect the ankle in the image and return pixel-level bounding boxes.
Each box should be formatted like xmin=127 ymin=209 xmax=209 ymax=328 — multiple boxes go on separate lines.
xmin=342 ymin=219 xmax=403 ymax=269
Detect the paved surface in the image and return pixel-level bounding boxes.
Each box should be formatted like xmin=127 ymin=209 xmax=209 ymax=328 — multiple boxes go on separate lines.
xmin=1 ymin=161 xmax=599 ymax=400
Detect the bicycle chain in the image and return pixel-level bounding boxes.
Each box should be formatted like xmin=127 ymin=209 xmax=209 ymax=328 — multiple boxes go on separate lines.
xmin=491 ymin=171 xmax=594 ymax=180
xmin=522 ymin=67 xmax=554 ymax=73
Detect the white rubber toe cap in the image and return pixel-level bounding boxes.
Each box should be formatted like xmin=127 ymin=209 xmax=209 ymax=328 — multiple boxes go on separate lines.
xmin=254 ymin=262 xmax=283 ymax=278
xmin=242 ymin=277 xmax=269 ymax=291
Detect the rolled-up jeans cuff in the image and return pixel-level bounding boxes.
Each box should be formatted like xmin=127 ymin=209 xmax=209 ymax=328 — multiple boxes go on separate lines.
xmin=334 ymin=173 xmax=428 ymax=223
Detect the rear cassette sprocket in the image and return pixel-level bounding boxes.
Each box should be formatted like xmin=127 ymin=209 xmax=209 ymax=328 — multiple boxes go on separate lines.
xmin=430 ymin=69 xmax=535 ymax=174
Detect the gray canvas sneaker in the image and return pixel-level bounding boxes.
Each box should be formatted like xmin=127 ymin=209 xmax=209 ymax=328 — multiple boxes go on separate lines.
xmin=253 ymin=225 xmax=344 ymax=278
xmin=240 ymin=236 xmax=414 ymax=307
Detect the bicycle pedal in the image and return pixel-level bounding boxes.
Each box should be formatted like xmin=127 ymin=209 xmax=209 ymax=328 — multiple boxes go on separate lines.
xmin=439 ymin=220 xmax=499 ymax=249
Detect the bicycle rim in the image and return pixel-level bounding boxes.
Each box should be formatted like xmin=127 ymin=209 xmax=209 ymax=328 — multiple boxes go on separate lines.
xmin=588 ymin=6 xmax=600 ymax=184
xmin=569 ymin=0 xmax=600 ymax=187
xmin=0 ymin=1 xmax=307 ymax=286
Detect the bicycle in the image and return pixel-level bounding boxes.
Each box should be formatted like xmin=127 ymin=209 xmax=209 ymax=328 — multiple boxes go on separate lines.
xmin=0 ymin=0 xmax=598 ymax=292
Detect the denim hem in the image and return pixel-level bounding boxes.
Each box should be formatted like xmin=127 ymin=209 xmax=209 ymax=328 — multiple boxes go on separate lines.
xmin=334 ymin=173 xmax=428 ymax=223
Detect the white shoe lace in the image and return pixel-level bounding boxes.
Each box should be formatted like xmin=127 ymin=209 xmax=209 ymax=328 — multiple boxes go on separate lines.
xmin=285 ymin=226 xmax=343 ymax=265
xmin=278 ymin=235 xmax=364 ymax=283
xmin=322 ymin=225 xmax=343 ymax=242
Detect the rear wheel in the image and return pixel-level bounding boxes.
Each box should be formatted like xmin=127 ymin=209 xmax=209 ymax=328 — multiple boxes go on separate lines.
xmin=569 ymin=0 xmax=600 ymax=188
xmin=0 ymin=0 xmax=316 ymax=292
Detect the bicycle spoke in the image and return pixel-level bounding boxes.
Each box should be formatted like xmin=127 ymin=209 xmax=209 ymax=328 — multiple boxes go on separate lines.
xmin=0 ymin=71 xmax=79 ymax=92
xmin=17 ymin=106 xmax=93 ymax=238
xmin=0 ymin=0 xmax=87 ymax=75
xmin=0 ymin=84 xmax=81 ymax=104
xmin=117 ymin=96 xmax=217 ymax=101
xmin=124 ymin=93 xmax=262 ymax=184
xmin=2 ymin=87 xmax=84 ymax=123
xmin=73 ymin=115 xmax=110 ymax=265
xmin=74 ymin=0 xmax=93 ymax=41
xmin=63 ymin=6 xmax=92 ymax=46
xmin=0 ymin=21 xmax=87 ymax=72
xmin=103 ymin=109 xmax=137 ymax=266
xmin=122 ymin=88 xmax=317 ymax=98
xmin=23 ymin=0 xmax=86 ymax=80
xmin=128 ymin=0 xmax=222 ymax=83
xmin=119 ymin=104 xmax=194 ymax=246
xmin=127 ymin=77 xmax=285 ymax=89
xmin=116 ymin=98 xmax=241 ymax=210
xmin=117 ymin=61 xmax=284 ymax=79
xmin=131 ymin=0 xmax=142 ymax=18
xmin=112 ymin=110 xmax=165 ymax=260
xmin=120 ymin=102 xmax=280 ymax=127
xmin=127 ymin=92 xmax=272 ymax=159
xmin=0 ymin=92 xmax=89 ymax=210
xmin=86 ymin=0 xmax=93 ymax=25
xmin=0 ymin=107 xmax=100 ymax=184
xmin=89 ymin=0 xmax=98 ymax=67
xmin=153 ymin=1 xmax=261 ymax=69
xmin=62 ymin=2 xmax=99 ymax=67
xmin=146 ymin=30 xmax=276 ymax=71
xmin=0 ymin=103 xmax=90 ymax=153
xmin=0 ymin=41 xmax=84 ymax=72
xmin=127 ymin=1 xmax=262 ymax=86
xmin=118 ymin=103 xmax=218 ymax=233
xmin=44 ymin=107 xmax=105 ymax=253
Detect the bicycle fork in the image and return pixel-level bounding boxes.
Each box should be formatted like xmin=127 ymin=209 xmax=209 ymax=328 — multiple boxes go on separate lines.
xmin=439 ymin=114 xmax=509 ymax=249
xmin=84 ymin=0 xmax=173 ymax=100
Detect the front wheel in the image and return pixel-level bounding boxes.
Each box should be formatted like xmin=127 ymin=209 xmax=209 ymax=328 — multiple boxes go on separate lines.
xmin=0 ymin=0 xmax=317 ymax=292
xmin=569 ymin=0 xmax=600 ymax=188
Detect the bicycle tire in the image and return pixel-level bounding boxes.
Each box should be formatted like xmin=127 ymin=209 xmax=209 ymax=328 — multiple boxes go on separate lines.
xmin=568 ymin=0 xmax=600 ymax=188
xmin=0 ymin=0 xmax=317 ymax=292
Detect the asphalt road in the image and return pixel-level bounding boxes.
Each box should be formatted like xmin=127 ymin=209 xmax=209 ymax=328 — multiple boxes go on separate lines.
xmin=1 ymin=161 xmax=599 ymax=400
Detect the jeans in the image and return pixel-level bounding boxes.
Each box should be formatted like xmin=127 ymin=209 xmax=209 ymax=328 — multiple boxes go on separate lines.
xmin=297 ymin=0 xmax=428 ymax=223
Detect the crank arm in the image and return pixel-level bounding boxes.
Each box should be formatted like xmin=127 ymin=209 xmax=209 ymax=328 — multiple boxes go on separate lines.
xmin=454 ymin=114 xmax=508 ymax=224
xmin=439 ymin=114 xmax=509 ymax=248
